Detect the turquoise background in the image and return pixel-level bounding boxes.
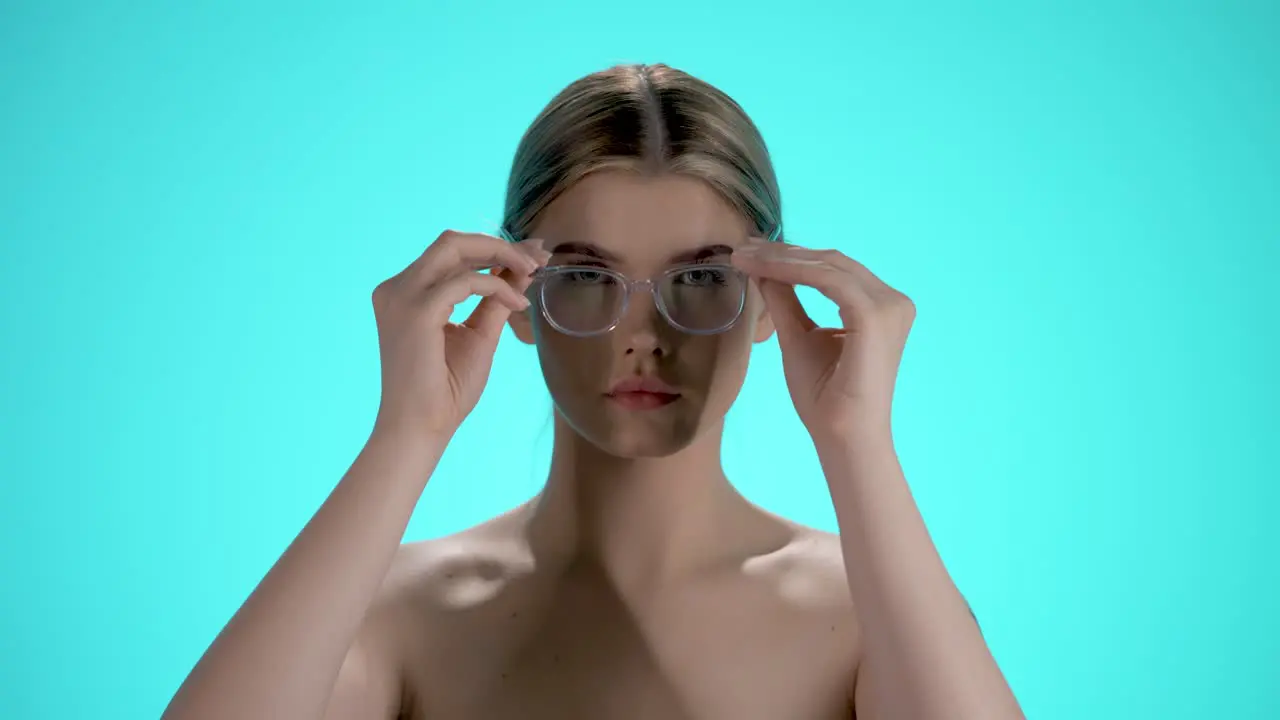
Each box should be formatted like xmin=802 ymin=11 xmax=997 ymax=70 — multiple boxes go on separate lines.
xmin=2 ymin=1 xmax=1277 ymax=718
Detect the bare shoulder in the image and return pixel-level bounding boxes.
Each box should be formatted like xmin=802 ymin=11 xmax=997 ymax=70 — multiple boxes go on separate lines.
xmin=742 ymin=517 xmax=978 ymax=627
xmin=718 ymin=517 xmax=862 ymax=713
xmin=739 ymin=518 xmax=854 ymax=612
xmin=333 ymin=511 xmax=534 ymax=717
xmin=378 ymin=508 xmax=536 ymax=614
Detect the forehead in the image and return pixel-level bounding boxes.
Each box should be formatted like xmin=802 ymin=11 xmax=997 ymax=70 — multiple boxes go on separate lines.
xmin=528 ymin=171 xmax=753 ymax=260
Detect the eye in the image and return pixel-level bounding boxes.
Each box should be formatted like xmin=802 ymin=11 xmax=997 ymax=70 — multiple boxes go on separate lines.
xmin=560 ymin=266 xmax=614 ymax=284
xmin=672 ymin=266 xmax=729 ymax=287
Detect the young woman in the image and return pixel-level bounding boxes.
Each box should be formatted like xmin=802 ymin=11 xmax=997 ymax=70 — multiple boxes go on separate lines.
xmin=163 ymin=63 xmax=1023 ymax=720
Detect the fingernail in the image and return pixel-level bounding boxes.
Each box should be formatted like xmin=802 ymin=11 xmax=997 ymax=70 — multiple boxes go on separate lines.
xmin=521 ymin=239 xmax=551 ymax=260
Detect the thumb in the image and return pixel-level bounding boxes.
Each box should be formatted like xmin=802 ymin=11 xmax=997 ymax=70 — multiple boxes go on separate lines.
xmin=464 ymin=267 xmax=533 ymax=337
xmin=465 ymin=237 xmax=547 ymax=337
xmin=759 ymin=279 xmax=814 ymax=346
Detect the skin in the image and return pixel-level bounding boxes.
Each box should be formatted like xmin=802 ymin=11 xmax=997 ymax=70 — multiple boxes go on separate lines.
xmin=161 ymin=171 xmax=1024 ymax=720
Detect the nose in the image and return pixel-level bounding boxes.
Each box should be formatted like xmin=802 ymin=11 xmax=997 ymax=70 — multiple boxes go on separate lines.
xmin=624 ymin=331 xmax=665 ymax=357
xmin=617 ymin=287 xmax=668 ymax=358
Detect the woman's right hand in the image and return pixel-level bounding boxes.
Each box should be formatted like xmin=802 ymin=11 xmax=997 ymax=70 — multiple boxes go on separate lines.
xmin=370 ymin=230 xmax=550 ymax=439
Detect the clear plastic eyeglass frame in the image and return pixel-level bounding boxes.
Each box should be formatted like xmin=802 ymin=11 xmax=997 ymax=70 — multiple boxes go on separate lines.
xmin=529 ymin=263 xmax=747 ymax=338
xmin=497 ymin=224 xmax=784 ymax=338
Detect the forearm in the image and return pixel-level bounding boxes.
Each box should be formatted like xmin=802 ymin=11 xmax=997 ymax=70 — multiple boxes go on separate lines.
xmin=163 ymin=425 xmax=447 ymax=720
xmin=814 ymin=428 xmax=1023 ymax=720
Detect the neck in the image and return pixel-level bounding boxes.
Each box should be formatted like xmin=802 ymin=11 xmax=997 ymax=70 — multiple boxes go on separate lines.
xmin=524 ymin=412 xmax=760 ymax=595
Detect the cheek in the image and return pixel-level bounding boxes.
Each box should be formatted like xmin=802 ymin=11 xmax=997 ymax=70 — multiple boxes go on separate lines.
xmin=680 ymin=325 xmax=755 ymax=405
xmin=713 ymin=309 xmax=766 ymax=391
xmin=532 ymin=322 xmax=611 ymax=394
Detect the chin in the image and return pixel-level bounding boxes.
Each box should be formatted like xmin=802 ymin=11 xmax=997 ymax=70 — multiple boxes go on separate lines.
xmin=596 ymin=432 xmax=698 ymax=459
xmin=555 ymin=400 xmax=708 ymax=460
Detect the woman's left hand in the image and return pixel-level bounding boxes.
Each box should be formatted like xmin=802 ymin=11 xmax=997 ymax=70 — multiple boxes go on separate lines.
xmin=731 ymin=241 xmax=916 ymax=440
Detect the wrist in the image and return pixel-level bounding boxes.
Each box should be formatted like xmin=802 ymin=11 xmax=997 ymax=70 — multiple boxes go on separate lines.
xmin=372 ymin=408 xmax=457 ymax=448
xmin=809 ymin=418 xmax=894 ymax=456
xmin=365 ymin=419 xmax=452 ymax=472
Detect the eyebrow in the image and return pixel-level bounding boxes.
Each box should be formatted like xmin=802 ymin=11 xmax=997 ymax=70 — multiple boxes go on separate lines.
xmin=549 ymin=242 xmax=735 ymax=264
xmin=548 ymin=242 xmax=619 ymax=261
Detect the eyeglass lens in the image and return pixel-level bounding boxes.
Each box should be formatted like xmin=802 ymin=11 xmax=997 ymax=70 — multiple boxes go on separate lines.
xmin=539 ymin=265 xmax=745 ymax=335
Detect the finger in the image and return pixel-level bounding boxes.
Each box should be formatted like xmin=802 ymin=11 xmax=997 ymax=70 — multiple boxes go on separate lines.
xmin=518 ymin=237 xmax=550 ymax=258
xmin=461 ymin=237 xmax=549 ymax=335
xmin=416 ymin=230 xmax=543 ymax=283
xmin=756 ymin=244 xmax=894 ymax=297
xmin=423 ymin=270 xmax=530 ymax=325
xmin=733 ymin=252 xmax=875 ymax=317
xmin=463 ymin=266 xmax=536 ymax=335
xmin=757 ymin=279 xmax=816 ymax=341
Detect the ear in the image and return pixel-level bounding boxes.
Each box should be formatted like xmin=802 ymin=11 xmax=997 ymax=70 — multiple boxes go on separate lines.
xmin=508 ymin=302 xmax=537 ymax=345
xmin=495 ymin=263 xmax=539 ymax=346
xmin=750 ymin=282 xmax=775 ymax=344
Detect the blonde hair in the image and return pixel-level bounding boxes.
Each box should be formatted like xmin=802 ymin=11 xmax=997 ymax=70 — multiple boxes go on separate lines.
xmin=501 ymin=63 xmax=784 ymax=243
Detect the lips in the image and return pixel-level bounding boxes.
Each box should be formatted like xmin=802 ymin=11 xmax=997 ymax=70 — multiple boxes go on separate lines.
xmin=607 ymin=391 xmax=681 ymax=410
xmin=606 ymin=376 xmax=682 ymax=410
xmin=608 ymin=376 xmax=681 ymax=395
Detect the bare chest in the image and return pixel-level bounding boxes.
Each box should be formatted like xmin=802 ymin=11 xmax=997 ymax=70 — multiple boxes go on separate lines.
xmin=403 ymin=585 xmax=858 ymax=720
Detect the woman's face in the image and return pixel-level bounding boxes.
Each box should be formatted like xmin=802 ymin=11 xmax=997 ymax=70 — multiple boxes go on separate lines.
xmin=508 ymin=171 xmax=775 ymax=458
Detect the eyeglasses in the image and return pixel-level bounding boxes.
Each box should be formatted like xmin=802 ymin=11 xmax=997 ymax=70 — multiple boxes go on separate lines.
xmin=529 ymin=262 xmax=748 ymax=337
